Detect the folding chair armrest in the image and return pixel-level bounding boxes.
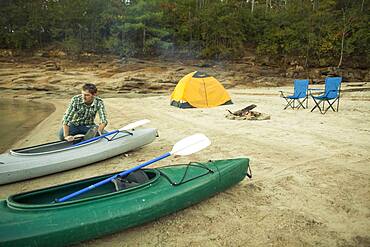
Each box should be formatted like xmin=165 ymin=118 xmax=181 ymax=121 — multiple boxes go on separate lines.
xmin=323 ymin=89 xmax=340 ymax=97
xmin=279 ymin=91 xmax=291 ymax=97
xmin=309 ymin=88 xmax=323 ymax=96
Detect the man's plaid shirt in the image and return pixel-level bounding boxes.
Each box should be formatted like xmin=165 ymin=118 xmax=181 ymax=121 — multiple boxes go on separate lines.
xmin=62 ymin=95 xmax=108 ymax=126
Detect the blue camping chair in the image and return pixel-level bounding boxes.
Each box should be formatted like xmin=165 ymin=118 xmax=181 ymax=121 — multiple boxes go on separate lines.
xmin=279 ymin=79 xmax=309 ymax=110
xmin=310 ymin=77 xmax=342 ymax=114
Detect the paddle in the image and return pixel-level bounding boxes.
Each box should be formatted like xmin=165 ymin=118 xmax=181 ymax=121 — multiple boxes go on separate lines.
xmin=73 ymin=119 xmax=150 ymax=147
xmin=55 ymin=133 xmax=211 ymax=203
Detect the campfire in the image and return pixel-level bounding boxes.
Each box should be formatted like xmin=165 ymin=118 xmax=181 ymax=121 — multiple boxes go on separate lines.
xmin=226 ymin=104 xmax=270 ymax=120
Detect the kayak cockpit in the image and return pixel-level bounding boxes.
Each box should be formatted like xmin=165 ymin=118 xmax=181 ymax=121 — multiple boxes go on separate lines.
xmin=7 ymin=169 xmax=159 ymax=209
xmin=10 ymin=132 xmax=133 ymax=156
xmin=10 ymin=139 xmax=101 ymax=156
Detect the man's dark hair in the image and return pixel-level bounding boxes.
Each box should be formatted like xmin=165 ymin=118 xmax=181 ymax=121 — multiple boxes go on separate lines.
xmin=82 ymin=83 xmax=97 ymax=94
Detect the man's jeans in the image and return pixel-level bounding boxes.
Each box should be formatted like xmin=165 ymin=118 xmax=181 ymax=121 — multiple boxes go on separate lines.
xmin=58 ymin=123 xmax=96 ymax=141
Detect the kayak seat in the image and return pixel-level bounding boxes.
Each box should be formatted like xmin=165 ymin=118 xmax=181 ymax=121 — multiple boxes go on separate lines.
xmin=112 ymin=170 xmax=150 ymax=191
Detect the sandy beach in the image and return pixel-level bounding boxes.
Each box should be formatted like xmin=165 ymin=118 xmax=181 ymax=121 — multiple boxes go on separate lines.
xmin=1 ymin=85 xmax=369 ymax=246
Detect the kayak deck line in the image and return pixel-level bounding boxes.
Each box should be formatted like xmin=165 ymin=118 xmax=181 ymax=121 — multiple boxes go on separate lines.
xmin=158 ymin=161 xmax=215 ymax=186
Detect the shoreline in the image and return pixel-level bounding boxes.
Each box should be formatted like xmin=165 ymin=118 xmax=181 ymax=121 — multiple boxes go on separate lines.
xmin=11 ymin=99 xmax=66 ymax=149
xmin=0 ymin=98 xmax=56 ymax=152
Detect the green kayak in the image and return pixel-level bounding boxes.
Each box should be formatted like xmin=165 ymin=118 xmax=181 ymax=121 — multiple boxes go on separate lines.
xmin=0 ymin=158 xmax=251 ymax=247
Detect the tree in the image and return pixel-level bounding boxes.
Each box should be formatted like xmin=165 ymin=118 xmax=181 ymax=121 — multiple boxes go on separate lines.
xmin=0 ymin=0 xmax=368 ymax=67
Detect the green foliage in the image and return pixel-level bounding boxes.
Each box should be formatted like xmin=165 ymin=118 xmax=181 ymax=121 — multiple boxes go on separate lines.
xmin=0 ymin=0 xmax=368 ymax=67
xmin=62 ymin=37 xmax=83 ymax=58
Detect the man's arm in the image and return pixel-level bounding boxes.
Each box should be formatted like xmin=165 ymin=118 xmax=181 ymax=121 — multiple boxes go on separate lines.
xmin=62 ymin=96 xmax=77 ymax=141
xmin=63 ymin=124 xmax=74 ymax=142
xmin=63 ymin=124 xmax=69 ymax=137
xmin=63 ymin=96 xmax=77 ymax=125
xmin=97 ymin=100 xmax=108 ymax=134
xmin=97 ymin=123 xmax=107 ymax=135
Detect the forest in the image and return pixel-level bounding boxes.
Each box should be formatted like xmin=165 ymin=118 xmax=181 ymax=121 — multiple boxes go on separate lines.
xmin=0 ymin=0 xmax=368 ymax=68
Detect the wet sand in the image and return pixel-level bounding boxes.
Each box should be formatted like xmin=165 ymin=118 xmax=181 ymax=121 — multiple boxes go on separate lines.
xmin=1 ymin=87 xmax=370 ymax=246
xmin=0 ymin=98 xmax=55 ymax=152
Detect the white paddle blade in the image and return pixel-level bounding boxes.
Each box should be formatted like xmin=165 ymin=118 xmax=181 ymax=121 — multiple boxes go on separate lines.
xmin=119 ymin=119 xmax=150 ymax=131
xmin=170 ymin=133 xmax=211 ymax=156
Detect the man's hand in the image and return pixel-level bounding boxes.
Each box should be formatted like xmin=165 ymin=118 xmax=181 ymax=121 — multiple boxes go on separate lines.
xmin=73 ymin=134 xmax=85 ymax=139
xmin=65 ymin=135 xmax=74 ymax=142
xmin=98 ymin=123 xmax=107 ymax=136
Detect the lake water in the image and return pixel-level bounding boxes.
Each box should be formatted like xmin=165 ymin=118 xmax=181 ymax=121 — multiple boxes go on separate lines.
xmin=0 ymin=98 xmax=55 ymax=152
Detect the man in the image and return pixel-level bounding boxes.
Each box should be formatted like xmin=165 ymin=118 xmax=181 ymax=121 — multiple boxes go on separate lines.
xmin=59 ymin=83 xmax=108 ymax=141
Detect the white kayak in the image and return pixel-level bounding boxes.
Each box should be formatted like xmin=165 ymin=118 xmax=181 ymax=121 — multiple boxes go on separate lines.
xmin=0 ymin=128 xmax=158 ymax=185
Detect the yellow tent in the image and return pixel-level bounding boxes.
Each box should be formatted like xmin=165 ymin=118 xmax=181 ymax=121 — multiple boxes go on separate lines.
xmin=170 ymin=71 xmax=232 ymax=108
